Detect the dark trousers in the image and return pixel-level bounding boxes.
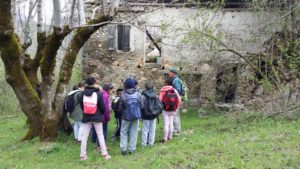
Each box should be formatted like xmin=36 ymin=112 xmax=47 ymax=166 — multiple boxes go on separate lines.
xmin=112 ymin=117 xmax=122 ymax=138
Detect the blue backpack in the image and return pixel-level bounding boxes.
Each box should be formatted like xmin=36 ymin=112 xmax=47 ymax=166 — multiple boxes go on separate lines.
xmin=124 ymin=92 xmax=141 ymax=121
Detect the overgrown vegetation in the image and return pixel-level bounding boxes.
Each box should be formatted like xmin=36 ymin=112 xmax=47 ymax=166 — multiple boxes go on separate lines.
xmin=1 ymin=109 xmax=300 ymax=168
xmin=0 ymin=60 xmax=20 ymax=118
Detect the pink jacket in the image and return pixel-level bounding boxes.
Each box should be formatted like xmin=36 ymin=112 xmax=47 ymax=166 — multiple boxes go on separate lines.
xmin=101 ymin=90 xmax=110 ymax=124
xmin=159 ymin=85 xmax=182 ymax=106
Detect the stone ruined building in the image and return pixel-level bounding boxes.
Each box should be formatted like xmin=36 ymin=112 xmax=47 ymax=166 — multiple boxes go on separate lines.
xmin=82 ymin=0 xmax=286 ymax=107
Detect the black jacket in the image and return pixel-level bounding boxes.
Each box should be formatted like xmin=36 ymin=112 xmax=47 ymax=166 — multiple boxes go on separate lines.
xmin=79 ymin=86 xmax=106 ymax=123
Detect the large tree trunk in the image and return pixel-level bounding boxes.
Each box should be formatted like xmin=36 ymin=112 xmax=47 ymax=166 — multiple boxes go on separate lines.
xmin=1 ymin=0 xmax=114 ymax=141
xmin=43 ymin=15 xmax=112 ymax=141
xmin=40 ymin=26 xmax=71 ymax=141
xmin=0 ymin=0 xmax=43 ymax=140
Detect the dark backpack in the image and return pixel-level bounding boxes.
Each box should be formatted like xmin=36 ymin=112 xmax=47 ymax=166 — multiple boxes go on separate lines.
xmin=162 ymin=89 xmax=179 ymax=111
xmin=142 ymin=94 xmax=162 ymax=120
xmin=124 ymin=92 xmax=141 ymax=121
xmin=111 ymin=97 xmax=122 ymax=118
xmin=64 ymin=90 xmax=80 ymax=113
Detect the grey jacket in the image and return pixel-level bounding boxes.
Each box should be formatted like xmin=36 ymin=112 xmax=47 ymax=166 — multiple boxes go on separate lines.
xmin=69 ymin=91 xmax=83 ymax=121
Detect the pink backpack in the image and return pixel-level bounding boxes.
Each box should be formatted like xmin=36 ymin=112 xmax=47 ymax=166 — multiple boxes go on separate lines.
xmin=83 ymin=92 xmax=98 ymax=115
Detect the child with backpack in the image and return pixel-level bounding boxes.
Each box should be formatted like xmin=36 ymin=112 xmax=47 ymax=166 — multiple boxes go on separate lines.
xmin=159 ymin=79 xmax=181 ymax=143
xmin=119 ymin=78 xmax=142 ymax=155
xmin=141 ymin=82 xmax=162 ymax=147
xmin=111 ymin=88 xmax=124 ymax=141
xmin=67 ymin=81 xmax=85 ymax=144
xmin=79 ymin=77 xmax=111 ymax=160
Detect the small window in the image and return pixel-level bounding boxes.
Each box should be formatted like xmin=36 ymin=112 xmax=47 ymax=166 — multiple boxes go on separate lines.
xmin=108 ymin=24 xmax=131 ymax=52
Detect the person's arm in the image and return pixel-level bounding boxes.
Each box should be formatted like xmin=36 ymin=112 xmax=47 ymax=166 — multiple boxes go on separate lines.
xmin=118 ymin=95 xmax=125 ymax=114
xmin=104 ymin=93 xmax=110 ymax=122
xmin=140 ymin=93 xmax=144 ymax=109
xmin=79 ymin=92 xmax=83 ymax=111
xmin=97 ymin=92 xmax=106 ymax=114
xmin=172 ymin=78 xmax=182 ymax=95
xmin=159 ymin=91 xmax=164 ymax=101
xmin=174 ymin=89 xmax=182 ymax=105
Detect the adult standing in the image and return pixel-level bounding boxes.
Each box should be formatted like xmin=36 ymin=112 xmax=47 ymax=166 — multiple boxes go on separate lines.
xmin=167 ymin=67 xmax=183 ymax=135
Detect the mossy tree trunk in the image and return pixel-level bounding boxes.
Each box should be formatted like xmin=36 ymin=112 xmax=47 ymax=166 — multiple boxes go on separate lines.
xmin=39 ymin=26 xmax=72 ymax=141
xmin=0 ymin=0 xmax=43 ymax=140
xmin=0 ymin=1 xmax=113 ymax=141
xmin=45 ymin=15 xmax=112 ymax=141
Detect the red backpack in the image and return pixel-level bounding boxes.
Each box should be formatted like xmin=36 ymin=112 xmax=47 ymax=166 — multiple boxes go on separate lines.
xmin=83 ymin=92 xmax=98 ymax=115
xmin=162 ymin=89 xmax=179 ymax=111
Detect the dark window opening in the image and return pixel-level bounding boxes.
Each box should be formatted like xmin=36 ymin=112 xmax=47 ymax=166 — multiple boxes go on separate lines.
xmin=256 ymin=57 xmax=279 ymax=80
xmin=118 ymin=25 xmax=130 ymax=52
xmin=108 ymin=24 xmax=131 ymax=52
xmin=216 ymin=67 xmax=237 ymax=103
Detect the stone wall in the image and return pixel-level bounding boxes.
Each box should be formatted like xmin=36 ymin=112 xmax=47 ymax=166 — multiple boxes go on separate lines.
xmin=82 ymin=1 xmax=282 ymax=106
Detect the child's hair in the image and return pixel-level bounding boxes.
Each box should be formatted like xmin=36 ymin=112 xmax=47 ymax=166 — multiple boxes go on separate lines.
xmin=164 ymin=78 xmax=173 ymax=86
xmin=72 ymin=85 xmax=78 ymax=90
xmin=145 ymin=81 xmax=154 ymax=90
xmin=78 ymin=80 xmax=85 ymax=88
xmin=116 ymin=88 xmax=123 ymax=95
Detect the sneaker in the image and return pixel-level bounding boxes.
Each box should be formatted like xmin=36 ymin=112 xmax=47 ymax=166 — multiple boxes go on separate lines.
xmin=102 ymin=154 xmax=111 ymax=160
xmin=121 ymin=150 xmax=127 ymax=155
xmin=80 ymin=156 xmax=87 ymax=161
xmin=128 ymin=150 xmax=135 ymax=155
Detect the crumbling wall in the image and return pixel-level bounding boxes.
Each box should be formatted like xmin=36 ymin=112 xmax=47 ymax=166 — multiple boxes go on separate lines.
xmin=82 ymin=1 xmax=282 ymax=106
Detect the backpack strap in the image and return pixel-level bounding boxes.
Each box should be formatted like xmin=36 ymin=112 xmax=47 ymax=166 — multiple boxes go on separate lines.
xmin=162 ymin=89 xmax=171 ymax=101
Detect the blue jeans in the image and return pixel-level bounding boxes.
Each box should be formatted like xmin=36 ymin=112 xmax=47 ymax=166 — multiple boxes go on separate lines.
xmin=120 ymin=119 xmax=139 ymax=152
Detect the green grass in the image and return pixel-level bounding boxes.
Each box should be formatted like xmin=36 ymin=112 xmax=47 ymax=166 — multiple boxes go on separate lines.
xmin=1 ymin=110 xmax=300 ymax=169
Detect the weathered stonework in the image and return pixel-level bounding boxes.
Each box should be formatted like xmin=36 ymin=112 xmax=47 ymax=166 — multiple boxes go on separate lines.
xmin=82 ymin=1 xmax=282 ymax=106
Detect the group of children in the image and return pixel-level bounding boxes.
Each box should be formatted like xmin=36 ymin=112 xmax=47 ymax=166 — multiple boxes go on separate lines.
xmin=66 ymin=67 xmax=184 ymax=160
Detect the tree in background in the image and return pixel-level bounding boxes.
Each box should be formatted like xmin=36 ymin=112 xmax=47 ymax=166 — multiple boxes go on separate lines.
xmin=0 ymin=0 xmax=118 ymax=141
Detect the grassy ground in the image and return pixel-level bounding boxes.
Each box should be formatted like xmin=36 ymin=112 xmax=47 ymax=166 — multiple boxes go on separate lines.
xmin=1 ymin=109 xmax=300 ymax=169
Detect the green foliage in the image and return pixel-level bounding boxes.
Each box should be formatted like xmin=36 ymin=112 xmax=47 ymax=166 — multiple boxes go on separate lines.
xmin=0 ymin=60 xmax=20 ymax=116
xmin=1 ymin=109 xmax=300 ymax=168
xmin=259 ymin=77 xmax=274 ymax=93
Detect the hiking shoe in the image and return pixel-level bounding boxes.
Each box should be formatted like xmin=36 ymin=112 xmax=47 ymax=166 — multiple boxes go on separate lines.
xmin=102 ymin=154 xmax=111 ymax=160
xmin=121 ymin=150 xmax=127 ymax=155
xmin=80 ymin=156 xmax=87 ymax=161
